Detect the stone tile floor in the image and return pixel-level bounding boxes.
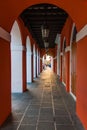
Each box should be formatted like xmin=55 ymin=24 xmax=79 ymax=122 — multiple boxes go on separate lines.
xmin=0 ymin=68 xmax=85 ymax=130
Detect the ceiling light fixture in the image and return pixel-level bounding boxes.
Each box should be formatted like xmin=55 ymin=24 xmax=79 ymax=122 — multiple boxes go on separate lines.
xmin=41 ymin=24 xmax=49 ymax=38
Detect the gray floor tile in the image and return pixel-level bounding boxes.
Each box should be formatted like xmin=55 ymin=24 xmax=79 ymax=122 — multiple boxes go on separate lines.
xmin=56 ymin=124 xmax=76 ymax=130
xmin=39 ymin=115 xmax=54 ymax=122
xmin=40 ymin=108 xmax=53 ymax=116
xmin=37 ymin=122 xmax=55 ymax=130
xmin=55 ymin=116 xmax=72 ymax=125
xmin=25 ymin=109 xmax=39 ymax=116
xmin=1 ymin=69 xmax=85 ymax=130
xmin=1 ymin=122 xmax=18 ymax=130
xmin=21 ymin=116 xmax=38 ymax=125
xmin=18 ymin=125 xmax=36 ymax=130
xmin=41 ymin=102 xmax=52 ymax=108
xmin=55 ymin=109 xmax=68 ymax=116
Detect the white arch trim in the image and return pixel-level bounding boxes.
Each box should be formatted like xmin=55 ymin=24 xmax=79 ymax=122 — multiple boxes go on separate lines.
xmin=0 ymin=27 xmax=11 ymax=42
xmin=26 ymin=36 xmax=32 ymax=83
xmin=11 ymin=20 xmax=23 ymax=93
xmin=70 ymin=23 xmax=76 ymax=100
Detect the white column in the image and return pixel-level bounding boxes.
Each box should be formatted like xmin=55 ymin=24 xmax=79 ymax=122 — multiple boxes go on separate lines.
xmin=27 ymin=51 xmax=32 ymax=83
xmin=37 ymin=49 xmax=39 ymax=75
xmin=11 ymin=45 xmax=23 ymax=93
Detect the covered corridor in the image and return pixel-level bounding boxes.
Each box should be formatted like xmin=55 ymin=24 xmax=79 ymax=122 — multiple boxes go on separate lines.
xmin=0 ymin=0 xmax=87 ymax=130
xmin=1 ymin=68 xmax=84 ymax=130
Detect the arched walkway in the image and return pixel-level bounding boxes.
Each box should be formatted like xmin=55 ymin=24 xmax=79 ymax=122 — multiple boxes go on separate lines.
xmin=0 ymin=0 xmax=87 ymax=129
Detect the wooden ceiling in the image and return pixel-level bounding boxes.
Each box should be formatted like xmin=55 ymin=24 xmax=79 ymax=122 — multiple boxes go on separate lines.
xmin=20 ymin=4 xmax=68 ymax=48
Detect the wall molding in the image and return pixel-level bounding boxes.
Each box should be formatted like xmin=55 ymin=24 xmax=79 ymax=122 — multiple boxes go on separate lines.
xmin=62 ymin=81 xmax=66 ymax=87
xmin=65 ymin=46 xmax=71 ymax=52
xmin=76 ymin=24 xmax=87 ymax=42
xmin=60 ymin=52 xmax=63 ymax=56
xmin=70 ymin=92 xmax=76 ymax=101
xmin=0 ymin=27 xmax=11 ymax=42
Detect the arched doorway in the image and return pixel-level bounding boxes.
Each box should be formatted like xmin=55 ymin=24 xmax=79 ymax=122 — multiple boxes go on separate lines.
xmin=57 ymin=37 xmax=61 ymax=76
xmin=70 ymin=23 xmax=77 ymax=99
xmin=33 ymin=44 xmax=37 ymax=78
xmin=37 ymin=48 xmax=40 ymax=76
xmin=26 ymin=36 xmax=32 ymax=83
xmin=42 ymin=54 xmax=53 ymax=70
xmin=62 ymin=37 xmax=66 ymax=86
xmin=11 ymin=21 xmax=23 ymax=93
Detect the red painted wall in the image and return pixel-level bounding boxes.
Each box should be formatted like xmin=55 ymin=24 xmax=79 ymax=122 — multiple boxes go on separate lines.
xmin=60 ymin=17 xmax=73 ymax=91
xmin=77 ymin=37 xmax=87 ymax=129
xmin=0 ymin=0 xmax=87 ymax=32
xmin=22 ymin=50 xmax=26 ymax=91
xmin=0 ymin=39 xmax=11 ymax=125
xmin=61 ymin=16 xmax=87 ymax=129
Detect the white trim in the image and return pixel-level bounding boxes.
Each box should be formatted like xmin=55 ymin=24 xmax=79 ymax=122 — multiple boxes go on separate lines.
xmin=0 ymin=27 xmax=11 ymax=42
xmin=70 ymin=23 xmax=77 ymax=101
xmin=60 ymin=52 xmax=63 ymax=56
xmin=76 ymin=24 xmax=87 ymax=42
xmin=62 ymin=36 xmax=66 ymax=51
xmin=27 ymin=52 xmax=32 ymax=56
xmin=65 ymin=46 xmax=71 ymax=52
xmin=70 ymin=92 xmax=76 ymax=101
xmin=62 ymin=81 xmax=66 ymax=87
xmin=11 ymin=45 xmax=26 ymax=51
xmin=70 ymin=23 xmax=76 ymax=94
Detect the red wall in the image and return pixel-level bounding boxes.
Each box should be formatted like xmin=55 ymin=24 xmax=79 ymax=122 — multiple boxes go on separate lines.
xmin=77 ymin=37 xmax=87 ymax=129
xmin=61 ymin=16 xmax=87 ymax=129
xmin=60 ymin=17 xmax=73 ymax=91
xmin=22 ymin=50 xmax=26 ymax=91
xmin=0 ymin=39 xmax=11 ymax=125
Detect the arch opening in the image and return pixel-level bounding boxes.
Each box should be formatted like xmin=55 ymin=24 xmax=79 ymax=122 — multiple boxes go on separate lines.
xmin=62 ymin=37 xmax=66 ymax=86
xmin=33 ymin=44 xmax=37 ymax=78
xmin=70 ymin=23 xmax=77 ymax=99
xmin=42 ymin=54 xmax=53 ymax=70
xmin=11 ymin=21 xmax=23 ymax=93
xmin=26 ymin=36 xmax=32 ymax=83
